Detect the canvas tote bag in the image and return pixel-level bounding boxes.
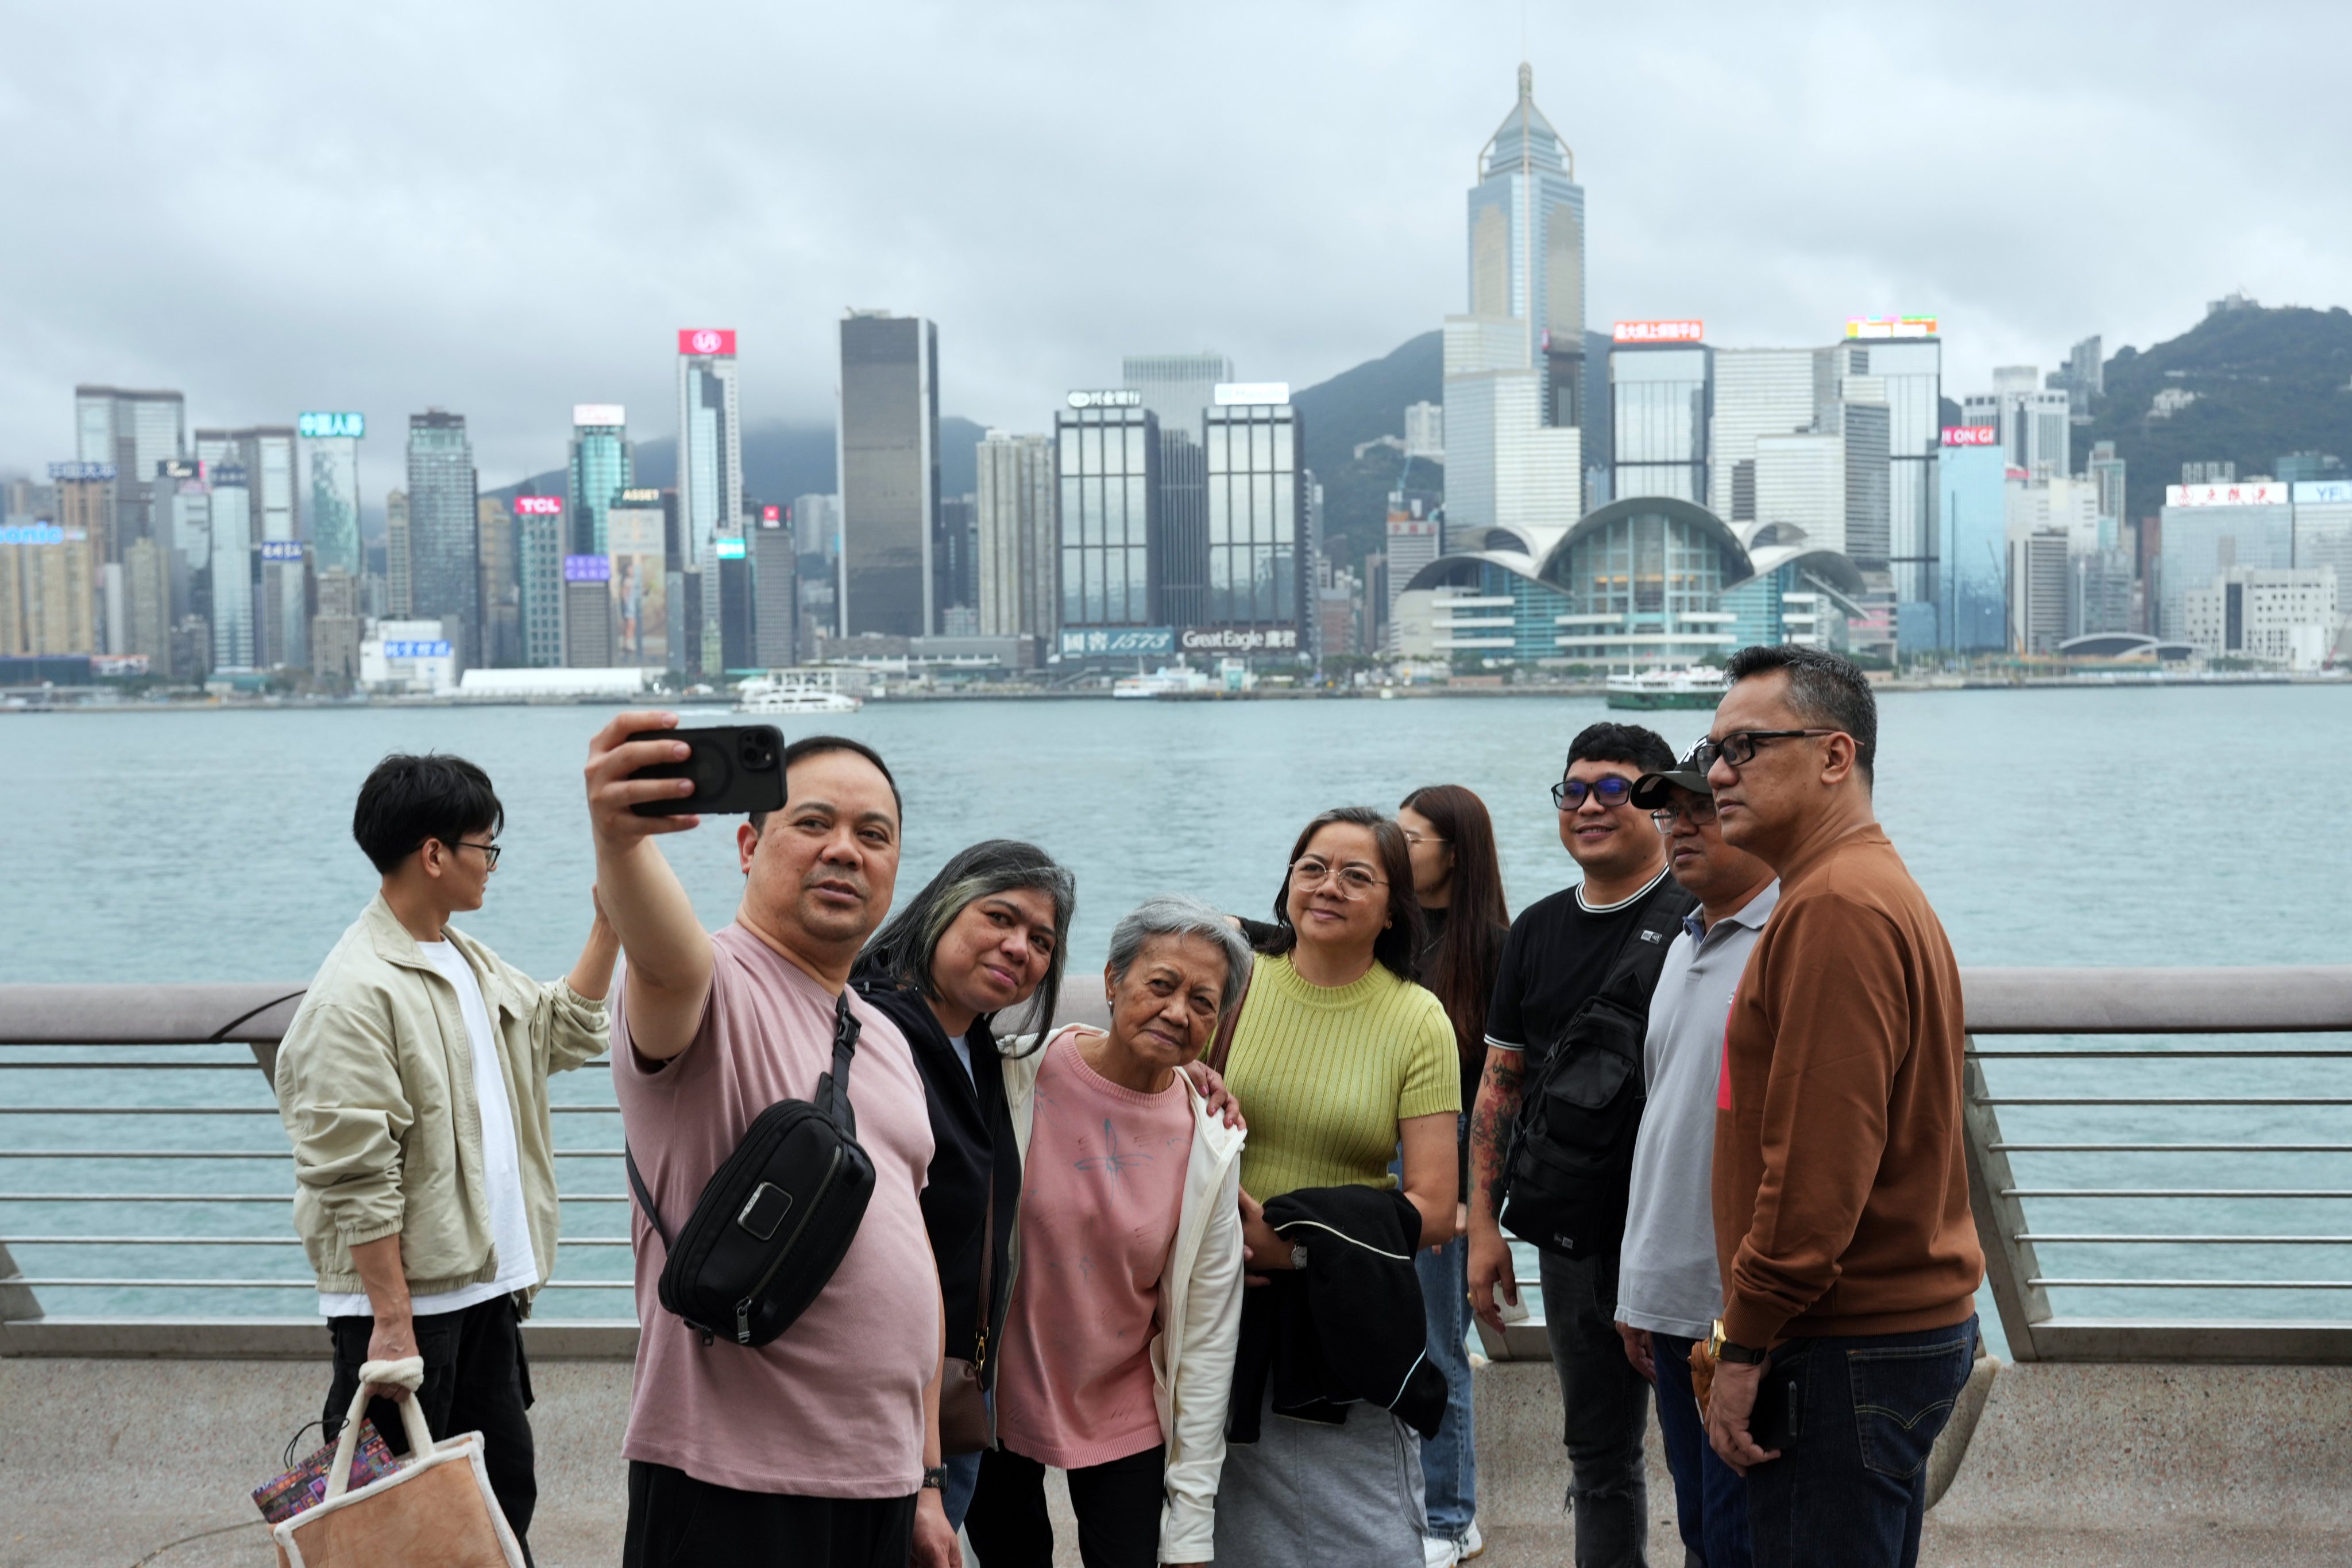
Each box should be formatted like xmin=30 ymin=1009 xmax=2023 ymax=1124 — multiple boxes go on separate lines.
xmin=271 ymin=1355 xmax=528 ymax=1568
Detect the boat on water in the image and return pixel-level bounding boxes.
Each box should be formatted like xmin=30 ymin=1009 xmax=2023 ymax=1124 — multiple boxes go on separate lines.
xmin=1112 ymin=666 xmax=1214 ymax=699
xmin=735 ymin=670 xmax=863 ymax=715
xmin=1605 ymin=666 xmax=1726 ymax=710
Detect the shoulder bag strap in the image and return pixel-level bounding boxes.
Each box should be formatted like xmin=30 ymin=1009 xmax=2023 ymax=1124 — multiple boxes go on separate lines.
xmin=973 ymin=1169 xmax=996 ymax=1373
xmin=1205 ymin=962 xmax=1257 ymax=1077
xmin=625 ymin=1145 xmax=671 ymax=1252
xmin=816 ymin=988 xmax=863 ymax=1137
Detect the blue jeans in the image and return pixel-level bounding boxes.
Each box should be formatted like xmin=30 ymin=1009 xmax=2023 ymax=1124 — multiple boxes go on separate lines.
xmin=1743 ymin=1317 xmax=1978 ymax=1568
xmin=1652 ymin=1333 xmax=1749 ymax=1567
xmin=1415 ymin=1233 xmax=1478 ymax=1541
xmin=941 ymin=1446 xmax=982 ymax=1532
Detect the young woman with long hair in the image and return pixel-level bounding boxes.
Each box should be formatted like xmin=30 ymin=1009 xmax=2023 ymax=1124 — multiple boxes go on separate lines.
xmin=1396 ymin=785 xmax=1510 ymax=1566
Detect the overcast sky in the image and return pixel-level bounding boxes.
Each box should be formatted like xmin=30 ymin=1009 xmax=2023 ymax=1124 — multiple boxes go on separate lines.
xmin=5 ymin=1 xmax=2345 ymax=499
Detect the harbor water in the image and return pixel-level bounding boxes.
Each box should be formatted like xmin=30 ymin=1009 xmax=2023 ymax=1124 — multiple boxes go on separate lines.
xmin=3 ymin=685 xmax=2348 ymax=1339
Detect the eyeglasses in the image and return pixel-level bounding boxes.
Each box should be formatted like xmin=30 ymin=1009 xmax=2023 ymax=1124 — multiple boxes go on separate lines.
xmin=1290 ymin=859 xmax=1388 ymax=899
xmin=1650 ymin=798 xmax=1717 ymax=830
xmin=1689 ymin=730 xmax=1842 ymax=773
xmin=1551 ymin=776 xmax=1636 ymax=810
xmin=442 ymin=838 xmax=502 ymax=870
xmin=1401 ymin=832 xmax=1450 ymax=847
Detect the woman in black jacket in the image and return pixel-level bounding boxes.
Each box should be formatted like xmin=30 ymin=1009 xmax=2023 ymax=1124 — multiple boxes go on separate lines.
xmin=852 ymin=840 xmax=1076 ymax=1532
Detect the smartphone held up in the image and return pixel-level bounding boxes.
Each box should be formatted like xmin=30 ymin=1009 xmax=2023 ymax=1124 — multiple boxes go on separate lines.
xmin=625 ymin=723 xmax=787 ymax=817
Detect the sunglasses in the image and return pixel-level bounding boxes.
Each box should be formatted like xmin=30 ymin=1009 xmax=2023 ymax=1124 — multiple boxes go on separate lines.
xmin=1551 ymin=776 xmax=1637 ymax=810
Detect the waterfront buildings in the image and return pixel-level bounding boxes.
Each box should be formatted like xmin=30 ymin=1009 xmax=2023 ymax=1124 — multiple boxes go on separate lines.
xmin=299 ymin=412 xmax=365 ymax=580
xmin=75 ymin=385 xmax=184 ymax=555
xmin=1158 ymin=428 xmax=1210 ymax=628
xmin=1384 ymin=503 xmax=1440 ymax=650
xmin=208 ymin=463 xmax=254 ymax=669
xmin=1753 ymin=431 xmax=1846 ymax=554
xmin=404 ymin=411 xmax=478 ymax=669
xmin=2009 ymin=528 xmax=2071 ymax=654
xmin=384 ymin=489 xmax=412 ymax=618
xmin=567 ymin=405 xmax=632 ymax=556
xmin=311 ymin=567 xmax=361 ymax=687
xmin=1204 ymin=386 xmax=1306 ymax=641
xmin=1609 ymin=334 xmax=1709 ymax=504
xmin=2181 ymin=566 xmax=2337 ymax=668
xmin=1055 ymin=392 xmax=1161 ymax=631
xmin=976 ymin=430 xmax=1055 ymax=638
xmin=562 ymin=554 xmax=614 ymax=668
xmin=1710 ymin=348 xmax=1821 ymax=525
xmin=751 ymin=504 xmax=797 ymax=668
xmin=1964 ymin=366 xmax=2069 ymax=478
xmin=194 ymin=426 xmax=301 ymax=666
xmin=1830 ymin=331 xmax=1942 ymax=612
xmin=677 ymin=332 xmax=740 ymax=668
xmin=606 ymin=488 xmax=672 ymax=667
xmin=938 ymin=492 xmax=978 ymax=628
xmin=1938 ymin=431 xmax=2010 ymax=651
xmin=514 ymin=495 xmax=565 ymax=668
xmin=2156 ymin=483 xmax=2293 ymax=642
xmin=476 ymin=496 xmax=519 ymax=667
xmin=0 ymin=516 xmax=97 ymax=656
xmin=1123 ymin=353 xmax=1230 ymax=441
xmin=838 ymin=311 xmax=939 ymax=638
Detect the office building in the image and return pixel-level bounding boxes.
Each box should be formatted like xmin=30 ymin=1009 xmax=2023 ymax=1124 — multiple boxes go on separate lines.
xmin=360 ymin=619 xmax=457 ymax=695
xmin=208 ymin=463 xmax=254 ymax=669
xmin=299 ymin=412 xmax=365 ymax=580
xmin=563 ymin=554 xmax=615 ymax=667
xmin=312 ymin=567 xmax=362 ymax=687
xmin=384 ymin=489 xmax=412 ymax=617
xmin=404 ymin=411 xmax=478 ymax=668
xmin=151 ymin=461 xmax=208 ymax=647
xmin=2072 ymin=550 xmax=2134 ymax=639
xmin=49 ymin=468 xmax=115 ymax=647
xmin=1829 ymin=335 xmax=1941 ymax=605
xmin=1384 ymin=503 xmax=1441 ymax=650
xmin=1158 ymin=430 xmax=1210 ymax=628
xmin=568 ymin=404 xmax=632 ymax=556
xmin=477 ymin=496 xmax=519 ymax=667
xmin=752 ymin=504 xmax=797 ymax=668
xmin=2182 ymin=566 xmax=2337 ymax=668
xmin=677 ymin=331 xmax=740 ymax=666
xmin=122 ymin=535 xmax=169 ymax=666
xmin=0 ymin=516 xmax=97 ymax=656
xmin=1055 ymin=393 xmax=1161 ymax=631
xmin=976 ymin=430 xmax=1056 ymax=638
xmin=514 ymin=496 xmax=565 ymax=668
xmin=839 ymin=311 xmax=939 ymax=636
xmin=714 ymin=532 xmax=758 ymax=673
xmin=2156 ymin=483 xmax=2294 ymax=640
xmin=1444 ymin=63 xmax=1586 ymax=556
xmin=1611 ymin=339 xmax=1709 ymax=504
xmin=2088 ymin=440 xmax=2126 ymax=534
xmin=1833 ymin=387 xmax=1891 ymax=567
xmin=2293 ymin=482 xmax=2352 ymax=644
xmin=607 ymin=488 xmax=671 ymax=666
xmin=937 ymin=492 xmax=978 ymax=627
xmin=1753 ymin=431 xmax=1846 ymax=553
xmin=1938 ymin=432 xmax=2009 ymax=651
xmin=2008 ymin=529 xmax=2071 ymax=655
xmin=1404 ymin=401 xmax=1445 ymax=462
xmin=2049 ymin=335 xmax=2103 ymax=408
xmin=1123 ymin=353 xmax=1231 ymax=441
xmin=1203 ymin=387 xmax=1305 ymax=638
xmin=75 ymin=385 xmax=185 ymax=552
xmin=793 ymin=492 xmax=841 ymax=563
xmin=1964 ymin=368 xmax=2070 ymax=478
xmin=1710 ymin=348 xmax=1824 ymax=525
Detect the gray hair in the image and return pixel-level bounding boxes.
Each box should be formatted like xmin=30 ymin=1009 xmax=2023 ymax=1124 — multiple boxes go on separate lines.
xmin=1106 ymin=894 xmax=1255 ymax=1017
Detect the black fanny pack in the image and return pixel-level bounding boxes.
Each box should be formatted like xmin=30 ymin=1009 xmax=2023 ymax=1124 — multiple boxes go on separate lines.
xmin=625 ymin=988 xmax=877 ymax=1346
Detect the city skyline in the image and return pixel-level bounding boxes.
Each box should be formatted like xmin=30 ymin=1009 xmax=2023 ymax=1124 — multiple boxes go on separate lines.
xmin=5 ymin=3 xmax=2346 ymax=500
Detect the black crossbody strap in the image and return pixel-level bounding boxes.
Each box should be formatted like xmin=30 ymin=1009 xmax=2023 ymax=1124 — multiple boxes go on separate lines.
xmin=814 ymin=988 xmax=862 ymax=1137
xmin=625 ymin=1144 xmax=671 ymax=1252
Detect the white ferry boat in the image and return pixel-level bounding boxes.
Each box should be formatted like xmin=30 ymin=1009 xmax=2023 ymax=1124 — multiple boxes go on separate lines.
xmin=735 ymin=670 xmax=863 ymax=715
xmin=1112 ymin=666 xmax=1214 ymax=699
xmin=1605 ymin=666 xmax=1725 ymax=711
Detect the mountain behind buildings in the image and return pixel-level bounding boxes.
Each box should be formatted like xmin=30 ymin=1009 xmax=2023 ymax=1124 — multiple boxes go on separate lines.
xmin=2079 ymin=301 xmax=2352 ymax=519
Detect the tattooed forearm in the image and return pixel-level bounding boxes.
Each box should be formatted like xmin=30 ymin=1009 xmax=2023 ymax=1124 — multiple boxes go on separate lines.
xmin=1467 ymin=1046 xmax=1527 ymax=1223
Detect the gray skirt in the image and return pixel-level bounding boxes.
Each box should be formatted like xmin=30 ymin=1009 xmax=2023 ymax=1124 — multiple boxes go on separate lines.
xmin=1212 ymin=1389 xmax=1427 ymax=1567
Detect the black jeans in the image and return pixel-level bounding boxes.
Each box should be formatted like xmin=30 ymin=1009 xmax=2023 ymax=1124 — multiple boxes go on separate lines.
xmin=964 ymin=1444 xmax=1167 ymax=1568
xmin=325 ymin=1294 xmax=536 ymax=1560
xmin=1742 ymin=1317 xmax=1978 ymax=1568
xmin=623 ymin=1461 xmax=918 ymax=1568
xmin=1538 ymin=1250 xmax=1651 ymax=1568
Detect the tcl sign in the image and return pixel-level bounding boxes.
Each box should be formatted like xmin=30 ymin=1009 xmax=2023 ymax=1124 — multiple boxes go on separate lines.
xmin=514 ymin=496 xmax=563 ymax=515
xmin=1941 ymin=426 xmax=2000 ymax=447
xmin=678 ymin=328 xmax=737 ymax=356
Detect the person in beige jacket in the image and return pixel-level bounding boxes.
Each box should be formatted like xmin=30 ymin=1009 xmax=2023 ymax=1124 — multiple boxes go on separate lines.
xmin=275 ymin=752 xmax=615 ymax=1555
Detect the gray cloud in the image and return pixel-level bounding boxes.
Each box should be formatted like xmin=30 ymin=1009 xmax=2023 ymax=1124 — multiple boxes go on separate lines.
xmin=3 ymin=1 xmax=2344 ymax=502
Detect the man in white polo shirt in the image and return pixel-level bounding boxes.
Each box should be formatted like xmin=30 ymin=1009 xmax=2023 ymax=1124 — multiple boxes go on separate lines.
xmin=1614 ymin=752 xmax=1777 ymax=1568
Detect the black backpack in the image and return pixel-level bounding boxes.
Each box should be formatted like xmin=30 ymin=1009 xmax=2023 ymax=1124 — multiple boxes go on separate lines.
xmin=625 ymin=988 xmax=877 ymax=1346
xmin=1498 ymin=878 xmax=1696 ymax=1260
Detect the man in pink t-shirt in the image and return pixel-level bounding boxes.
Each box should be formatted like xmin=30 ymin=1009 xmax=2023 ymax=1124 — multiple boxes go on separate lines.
xmin=585 ymin=716 xmax=956 ymax=1568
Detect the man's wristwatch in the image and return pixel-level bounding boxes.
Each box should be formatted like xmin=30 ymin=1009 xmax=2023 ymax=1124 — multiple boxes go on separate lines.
xmin=1708 ymin=1319 xmax=1768 ymax=1365
xmin=1289 ymin=1243 xmax=1309 ymax=1272
xmin=921 ymin=1466 xmax=949 ymax=1490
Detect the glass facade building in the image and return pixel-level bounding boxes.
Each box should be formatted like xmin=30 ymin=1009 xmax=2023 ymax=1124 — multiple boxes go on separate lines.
xmin=404 ymin=411 xmax=478 ymax=667
xmin=1829 ymin=339 xmax=1941 ymax=605
xmin=1204 ymin=398 xmax=1304 ymax=631
xmin=304 ymin=426 xmax=363 ymax=580
xmin=1467 ymin=63 xmax=1586 ymax=427
xmin=208 ymin=464 xmax=253 ymax=669
xmin=567 ymin=407 xmax=633 ymax=556
xmin=1122 ymin=353 xmax=1230 ymax=441
xmin=1938 ymin=439 xmax=2009 ymax=651
xmin=1549 ymin=499 xmax=1739 ymax=666
xmin=1157 ymin=429 xmax=1209 ymax=628
xmin=1055 ymin=401 xmax=1161 ymax=628
xmin=1611 ymin=345 xmax=1710 ymax=503
xmin=839 ymin=312 xmax=939 ymax=638
xmin=515 ymin=498 xmax=566 ymax=668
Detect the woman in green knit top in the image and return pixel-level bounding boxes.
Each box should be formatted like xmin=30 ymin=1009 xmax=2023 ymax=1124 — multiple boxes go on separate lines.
xmin=1214 ymin=805 xmax=1461 ymax=1568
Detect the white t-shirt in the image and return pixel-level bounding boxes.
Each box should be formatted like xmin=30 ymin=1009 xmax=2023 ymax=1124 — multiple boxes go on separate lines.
xmin=318 ymin=940 xmax=540 ymax=1320
xmin=947 ymin=1031 xmax=975 ymax=1086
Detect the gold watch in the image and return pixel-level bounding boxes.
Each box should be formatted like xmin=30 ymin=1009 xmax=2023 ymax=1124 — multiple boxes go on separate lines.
xmin=1708 ymin=1318 xmax=1767 ymax=1365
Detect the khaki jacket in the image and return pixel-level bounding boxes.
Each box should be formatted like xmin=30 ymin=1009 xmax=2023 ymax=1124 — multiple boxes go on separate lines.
xmin=275 ymin=893 xmax=608 ymax=1300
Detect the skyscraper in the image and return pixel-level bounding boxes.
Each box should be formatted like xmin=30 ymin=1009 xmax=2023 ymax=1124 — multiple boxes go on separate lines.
xmin=751 ymin=504 xmax=798 ymax=668
xmin=678 ymin=331 xmax=740 ymax=668
xmin=937 ymin=493 xmax=979 ymax=628
xmin=208 ymin=463 xmax=254 ymax=669
xmin=976 ymin=431 xmax=1055 ymax=639
xmin=1203 ymin=387 xmax=1306 ymax=639
xmin=1055 ymin=393 xmax=1161 ymax=632
xmin=568 ymin=404 xmax=633 ymax=556
xmin=477 ymin=495 xmax=519 ymax=667
xmin=299 ymin=412 xmax=365 ymax=580
xmin=1443 ymin=63 xmax=1585 ymax=552
xmin=1122 ymin=353 xmax=1231 ymax=441
xmin=1709 ymin=348 xmax=1824 ymax=525
xmin=404 ymin=411 xmax=478 ymax=667
xmin=837 ymin=311 xmax=939 ymax=637
xmin=196 ymin=426 xmax=302 ymax=666
xmin=75 ymin=385 xmax=184 ymax=555
xmin=515 ymin=496 xmax=566 ymax=669
xmin=1610 ymin=338 xmax=1710 ymax=504
xmin=1829 ymin=335 xmax=1942 ymax=604
xmin=385 ymin=489 xmax=412 ymax=617
xmin=1938 ymin=431 xmax=2009 ymax=651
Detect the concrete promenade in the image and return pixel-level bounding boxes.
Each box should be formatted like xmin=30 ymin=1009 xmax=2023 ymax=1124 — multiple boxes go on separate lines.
xmin=6 ymin=1354 xmax=2349 ymax=1566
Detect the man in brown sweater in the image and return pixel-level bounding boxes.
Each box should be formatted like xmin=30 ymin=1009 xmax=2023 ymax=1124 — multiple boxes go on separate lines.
xmin=1696 ymin=644 xmax=1983 ymax=1568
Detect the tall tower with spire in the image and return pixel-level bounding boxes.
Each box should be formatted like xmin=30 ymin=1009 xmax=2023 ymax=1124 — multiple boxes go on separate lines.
xmin=1443 ymin=63 xmax=1588 ymax=556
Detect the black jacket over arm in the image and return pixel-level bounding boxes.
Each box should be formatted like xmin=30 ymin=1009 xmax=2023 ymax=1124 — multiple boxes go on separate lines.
xmin=1227 ymin=1185 xmax=1448 ymax=1442
xmin=853 ymin=981 xmax=1023 ymax=1382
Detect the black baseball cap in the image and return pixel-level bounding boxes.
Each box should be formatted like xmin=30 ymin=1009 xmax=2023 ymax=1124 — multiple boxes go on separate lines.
xmin=1630 ymin=749 xmax=1714 ymax=810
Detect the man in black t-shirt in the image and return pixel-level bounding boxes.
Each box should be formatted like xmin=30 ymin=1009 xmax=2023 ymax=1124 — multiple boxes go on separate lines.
xmin=1469 ymin=721 xmax=1679 ymax=1568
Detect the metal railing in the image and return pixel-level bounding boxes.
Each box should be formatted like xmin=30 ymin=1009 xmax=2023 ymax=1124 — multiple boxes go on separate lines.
xmin=5 ymin=971 xmax=2351 ymax=1361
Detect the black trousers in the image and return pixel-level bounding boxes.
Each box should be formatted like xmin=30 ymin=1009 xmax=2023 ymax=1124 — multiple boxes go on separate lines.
xmin=964 ymin=1444 xmax=1167 ymax=1568
xmin=623 ymin=1461 xmax=918 ymax=1568
xmin=325 ymin=1295 xmax=536 ymax=1562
